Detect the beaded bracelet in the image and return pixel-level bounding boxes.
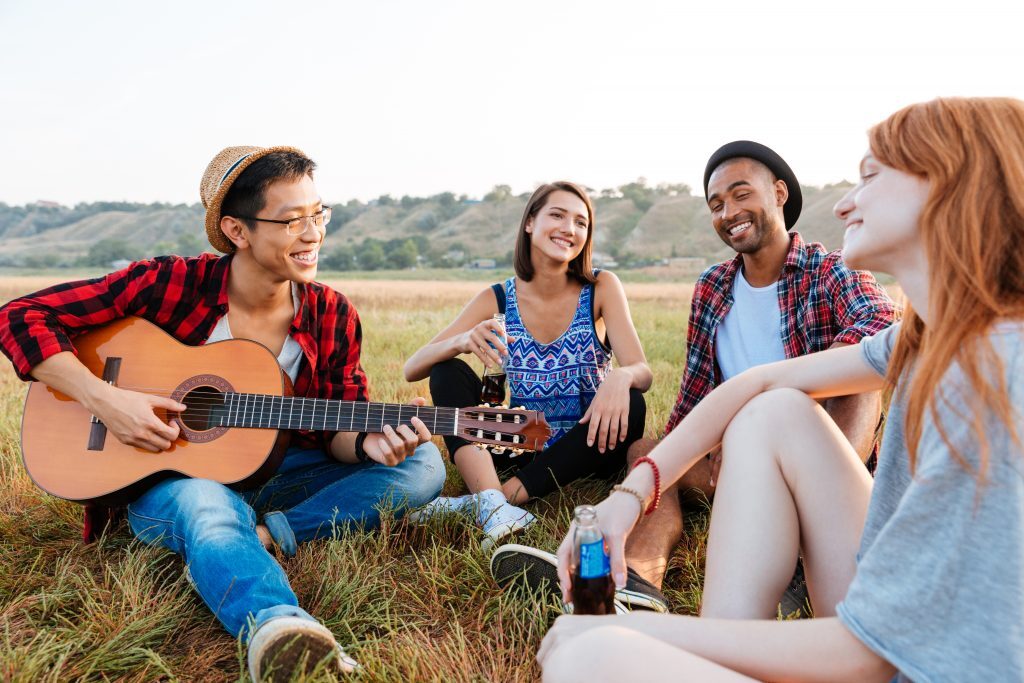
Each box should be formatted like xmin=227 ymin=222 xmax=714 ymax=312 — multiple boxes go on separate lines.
xmin=630 ymin=456 xmax=661 ymax=515
xmin=611 ymin=484 xmax=646 ymax=520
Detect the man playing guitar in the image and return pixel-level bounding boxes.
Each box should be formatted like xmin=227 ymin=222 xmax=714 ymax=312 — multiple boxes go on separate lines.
xmin=0 ymin=146 xmax=443 ymax=681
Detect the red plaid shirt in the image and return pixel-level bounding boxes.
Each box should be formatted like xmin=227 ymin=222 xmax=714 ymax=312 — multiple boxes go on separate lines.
xmin=0 ymin=253 xmax=370 ymax=450
xmin=664 ymin=232 xmax=898 ymax=435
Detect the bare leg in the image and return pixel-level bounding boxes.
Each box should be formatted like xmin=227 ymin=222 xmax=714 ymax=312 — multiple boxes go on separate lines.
xmin=542 ymin=625 xmax=755 ymax=683
xmin=453 ymin=444 xmax=502 ymax=493
xmin=452 ymin=445 xmax=529 ymax=505
xmin=702 ymin=389 xmax=873 ymax=619
xmin=623 ymin=438 xmax=684 ymax=588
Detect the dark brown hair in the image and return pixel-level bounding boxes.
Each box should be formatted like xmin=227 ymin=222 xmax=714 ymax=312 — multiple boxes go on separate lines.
xmin=513 ymin=181 xmax=597 ymax=284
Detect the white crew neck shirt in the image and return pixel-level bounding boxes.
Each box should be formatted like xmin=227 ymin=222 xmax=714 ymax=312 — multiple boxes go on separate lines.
xmin=714 ymin=268 xmax=786 ymax=381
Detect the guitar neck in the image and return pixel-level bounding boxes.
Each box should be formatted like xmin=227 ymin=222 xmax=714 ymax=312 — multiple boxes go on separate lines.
xmin=219 ymin=394 xmax=460 ymax=434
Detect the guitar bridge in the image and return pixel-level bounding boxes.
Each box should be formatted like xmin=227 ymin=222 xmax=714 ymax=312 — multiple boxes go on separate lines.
xmin=88 ymin=357 xmax=121 ymax=451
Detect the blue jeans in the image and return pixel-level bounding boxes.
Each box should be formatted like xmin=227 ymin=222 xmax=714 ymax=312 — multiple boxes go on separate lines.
xmin=126 ymin=443 xmax=444 ymax=638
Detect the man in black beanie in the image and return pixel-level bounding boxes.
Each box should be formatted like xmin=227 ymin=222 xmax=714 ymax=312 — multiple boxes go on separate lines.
xmin=619 ymin=141 xmax=898 ymax=613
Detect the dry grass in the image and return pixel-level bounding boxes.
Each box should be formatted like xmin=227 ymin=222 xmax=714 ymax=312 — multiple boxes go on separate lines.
xmin=0 ymin=275 xmax=704 ymax=682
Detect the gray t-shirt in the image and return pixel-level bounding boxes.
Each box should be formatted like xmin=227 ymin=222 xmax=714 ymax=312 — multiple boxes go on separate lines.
xmin=837 ymin=322 xmax=1024 ymax=682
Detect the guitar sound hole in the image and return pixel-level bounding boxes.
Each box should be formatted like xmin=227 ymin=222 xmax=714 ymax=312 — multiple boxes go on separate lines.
xmin=180 ymin=385 xmax=228 ymax=432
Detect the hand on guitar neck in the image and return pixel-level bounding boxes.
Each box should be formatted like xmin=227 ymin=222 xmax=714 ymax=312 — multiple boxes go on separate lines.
xmin=31 ymin=351 xmax=188 ymax=453
xmin=332 ymin=396 xmax=433 ymax=467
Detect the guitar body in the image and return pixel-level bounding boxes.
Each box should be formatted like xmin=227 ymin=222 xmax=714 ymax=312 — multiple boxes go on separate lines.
xmin=21 ymin=317 xmax=290 ymax=505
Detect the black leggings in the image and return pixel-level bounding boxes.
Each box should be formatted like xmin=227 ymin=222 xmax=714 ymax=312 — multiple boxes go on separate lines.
xmin=429 ymin=358 xmax=647 ymax=499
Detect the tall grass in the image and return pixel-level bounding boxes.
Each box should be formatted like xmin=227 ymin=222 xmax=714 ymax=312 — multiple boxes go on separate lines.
xmin=0 ymin=277 xmax=705 ymax=682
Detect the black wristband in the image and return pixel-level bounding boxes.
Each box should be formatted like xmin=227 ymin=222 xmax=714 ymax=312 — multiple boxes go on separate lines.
xmin=354 ymin=432 xmax=370 ymax=462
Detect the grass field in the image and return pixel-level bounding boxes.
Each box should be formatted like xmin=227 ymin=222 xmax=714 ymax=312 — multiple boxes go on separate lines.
xmin=0 ymin=276 xmax=710 ymax=682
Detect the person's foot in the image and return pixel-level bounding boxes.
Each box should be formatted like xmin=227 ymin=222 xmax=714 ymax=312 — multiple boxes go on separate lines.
xmin=247 ymin=616 xmax=358 ymax=682
xmin=406 ymin=493 xmax=476 ymax=524
xmin=407 ymin=490 xmax=535 ymax=547
xmin=489 ymin=544 xmax=669 ymax=612
xmin=616 ymin=567 xmax=670 ymax=613
xmin=475 ymin=489 xmax=535 ymax=549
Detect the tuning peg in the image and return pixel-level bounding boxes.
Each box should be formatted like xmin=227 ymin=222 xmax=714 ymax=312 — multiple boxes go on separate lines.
xmin=490 ymin=446 xmax=507 ymax=455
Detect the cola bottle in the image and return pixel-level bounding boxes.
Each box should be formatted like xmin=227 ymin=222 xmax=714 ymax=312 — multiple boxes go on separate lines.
xmin=480 ymin=313 xmax=507 ymax=406
xmin=571 ymin=505 xmax=615 ymax=615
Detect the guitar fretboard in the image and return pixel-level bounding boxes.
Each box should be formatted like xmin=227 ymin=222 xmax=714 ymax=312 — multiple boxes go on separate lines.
xmin=219 ymin=394 xmax=460 ymax=434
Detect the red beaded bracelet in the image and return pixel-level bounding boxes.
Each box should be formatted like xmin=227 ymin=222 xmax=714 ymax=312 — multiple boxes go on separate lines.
xmin=630 ymin=456 xmax=661 ymax=515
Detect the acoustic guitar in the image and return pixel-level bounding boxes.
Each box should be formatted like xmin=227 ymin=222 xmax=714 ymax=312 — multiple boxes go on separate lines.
xmin=20 ymin=317 xmax=550 ymax=505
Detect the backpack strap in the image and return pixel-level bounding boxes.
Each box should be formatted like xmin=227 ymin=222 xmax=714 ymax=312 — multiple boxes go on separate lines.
xmin=491 ymin=282 xmax=506 ymax=315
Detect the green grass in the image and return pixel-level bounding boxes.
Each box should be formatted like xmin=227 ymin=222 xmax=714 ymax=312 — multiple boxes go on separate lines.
xmin=0 ymin=278 xmax=707 ymax=682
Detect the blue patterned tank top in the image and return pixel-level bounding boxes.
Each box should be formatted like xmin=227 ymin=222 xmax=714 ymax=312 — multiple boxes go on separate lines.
xmin=504 ymin=276 xmax=613 ymax=448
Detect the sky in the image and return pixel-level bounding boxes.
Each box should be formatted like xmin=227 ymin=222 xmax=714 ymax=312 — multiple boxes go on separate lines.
xmin=1 ymin=0 xmax=1022 ymax=206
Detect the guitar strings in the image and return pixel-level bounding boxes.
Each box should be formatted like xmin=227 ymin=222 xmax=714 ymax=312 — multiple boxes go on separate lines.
xmin=83 ymin=387 xmax=526 ymax=424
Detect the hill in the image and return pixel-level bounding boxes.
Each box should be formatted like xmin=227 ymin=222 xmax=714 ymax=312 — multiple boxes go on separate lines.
xmin=0 ymin=182 xmax=854 ymax=269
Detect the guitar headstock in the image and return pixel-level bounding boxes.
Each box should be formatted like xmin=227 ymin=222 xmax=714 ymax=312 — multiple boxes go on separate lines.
xmin=456 ymin=405 xmax=551 ymax=452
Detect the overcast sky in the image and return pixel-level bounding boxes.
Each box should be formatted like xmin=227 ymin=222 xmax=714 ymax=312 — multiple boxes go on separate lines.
xmin=1 ymin=0 xmax=1022 ymax=206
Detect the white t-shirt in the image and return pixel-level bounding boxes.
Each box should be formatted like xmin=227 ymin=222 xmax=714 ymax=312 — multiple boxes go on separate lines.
xmin=714 ymin=269 xmax=786 ymax=381
xmin=205 ymin=284 xmax=304 ymax=383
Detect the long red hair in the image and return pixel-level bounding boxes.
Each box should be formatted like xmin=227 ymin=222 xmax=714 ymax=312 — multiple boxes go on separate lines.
xmin=871 ymin=98 xmax=1024 ymax=478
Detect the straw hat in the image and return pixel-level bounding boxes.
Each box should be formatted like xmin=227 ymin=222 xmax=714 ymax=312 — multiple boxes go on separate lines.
xmin=199 ymin=145 xmax=306 ymax=253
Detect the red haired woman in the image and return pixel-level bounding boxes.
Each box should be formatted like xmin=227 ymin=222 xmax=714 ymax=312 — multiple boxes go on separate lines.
xmin=539 ymin=98 xmax=1024 ymax=681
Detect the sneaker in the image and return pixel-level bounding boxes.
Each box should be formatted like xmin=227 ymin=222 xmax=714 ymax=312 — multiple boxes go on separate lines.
xmin=409 ymin=490 xmax=535 ymax=547
xmin=406 ymin=493 xmax=476 ymax=524
xmin=247 ymin=616 xmax=358 ymax=682
xmin=490 ymin=543 xmax=562 ymax=601
xmin=489 ymin=544 xmax=668 ymax=612
xmin=476 ymin=490 xmax=535 ymax=549
xmin=616 ymin=567 xmax=669 ymax=613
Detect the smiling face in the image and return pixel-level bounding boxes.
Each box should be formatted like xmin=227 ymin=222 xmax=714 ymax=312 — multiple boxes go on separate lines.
xmin=525 ymin=190 xmax=591 ymax=266
xmin=223 ymin=174 xmax=325 ymax=284
xmin=834 ymin=152 xmax=930 ymax=274
xmin=706 ymin=158 xmax=789 ymax=254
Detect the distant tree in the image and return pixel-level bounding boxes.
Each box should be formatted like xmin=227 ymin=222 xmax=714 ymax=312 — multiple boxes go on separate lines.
xmin=618 ymin=179 xmax=655 ymax=212
xmin=415 ymin=211 xmax=439 ymax=231
xmin=175 ymin=232 xmax=206 ymax=256
xmin=321 ymin=247 xmax=354 ymax=271
xmin=484 ymin=185 xmax=512 ymax=202
xmin=86 ymin=238 xmax=144 ymax=266
xmin=435 ymin=192 xmax=456 ymax=208
xmin=389 ymin=239 xmax=418 ymax=269
xmin=23 ymin=252 xmax=61 ymax=268
xmin=376 ymin=194 xmax=395 ymax=207
xmin=357 ymin=240 xmax=386 ymax=270
xmin=152 ymin=240 xmax=176 ymax=256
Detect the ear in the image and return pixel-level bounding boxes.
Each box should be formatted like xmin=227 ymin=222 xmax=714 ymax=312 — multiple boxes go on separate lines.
xmin=774 ymin=179 xmax=790 ymax=209
xmin=220 ymin=216 xmax=250 ymax=251
xmin=525 ymin=216 xmax=534 ymax=234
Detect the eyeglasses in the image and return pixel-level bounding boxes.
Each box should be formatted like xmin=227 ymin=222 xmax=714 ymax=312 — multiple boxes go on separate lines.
xmin=235 ymin=207 xmax=332 ymax=235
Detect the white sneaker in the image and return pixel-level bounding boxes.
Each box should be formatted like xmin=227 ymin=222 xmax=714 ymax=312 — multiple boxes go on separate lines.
xmin=406 ymin=493 xmax=476 ymax=524
xmin=247 ymin=616 xmax=358 ymax=682
xmin=475 ymin=489 xmax=536 ymax=550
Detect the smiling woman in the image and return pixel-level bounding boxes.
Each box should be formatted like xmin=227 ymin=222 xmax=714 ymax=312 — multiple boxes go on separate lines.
xmin=402 ymin=181 xmax=654 ymax=546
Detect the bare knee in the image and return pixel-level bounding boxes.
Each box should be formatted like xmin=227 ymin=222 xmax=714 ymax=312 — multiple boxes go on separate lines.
xmin=542 ymin=626 xmax=635 ymax=682
xmin=626 ymin=437 xmax=659 ymax=466
xmin=725 ymin=389 xmax=818 ymax=447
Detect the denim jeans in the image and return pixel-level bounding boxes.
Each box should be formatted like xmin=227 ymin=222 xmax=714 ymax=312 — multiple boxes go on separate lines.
xmin=126 ymin=442 xmax=444 ymax=638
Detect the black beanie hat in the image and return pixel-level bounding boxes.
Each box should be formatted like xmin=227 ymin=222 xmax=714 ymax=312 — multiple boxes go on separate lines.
xmin=703 ymin=140 xmax=803 ymax=229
